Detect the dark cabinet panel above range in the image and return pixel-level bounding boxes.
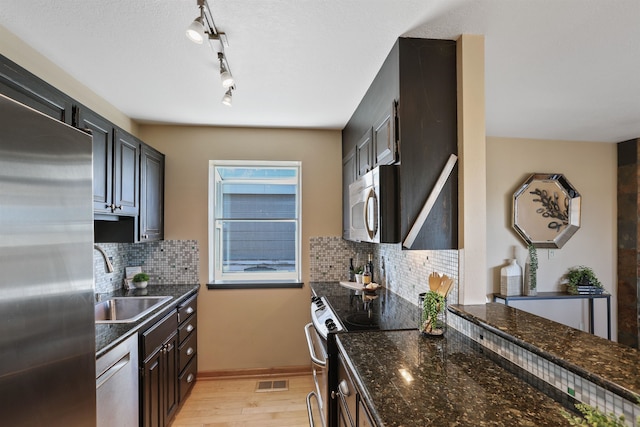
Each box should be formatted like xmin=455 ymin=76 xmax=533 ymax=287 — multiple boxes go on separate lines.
xmin=342 ymin=38 xmax=458 ymax=250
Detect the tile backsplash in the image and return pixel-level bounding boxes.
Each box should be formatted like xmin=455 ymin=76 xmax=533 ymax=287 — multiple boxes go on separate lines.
xmin=309 ymin=236 xmax=459 ymax=306
xmin=94 ymin=240 xmax=199 ymax=294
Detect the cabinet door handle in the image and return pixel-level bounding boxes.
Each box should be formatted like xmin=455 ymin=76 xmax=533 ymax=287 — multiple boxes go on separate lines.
xmin=186 ymin=373 xmax=194 ymax=383
xmin=186 ymin=324 xmax=194 ymax=333
xmin=186 ymin=347 xmax=194 ymax=356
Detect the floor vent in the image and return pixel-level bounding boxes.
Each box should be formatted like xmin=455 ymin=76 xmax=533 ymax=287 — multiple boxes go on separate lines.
xmin=255 ymin=380 xmax=289 ymax=392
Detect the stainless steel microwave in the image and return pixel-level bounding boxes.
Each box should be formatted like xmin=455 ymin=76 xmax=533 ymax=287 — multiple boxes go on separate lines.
xmin=347 ymin=165 xmax=399 ymax=243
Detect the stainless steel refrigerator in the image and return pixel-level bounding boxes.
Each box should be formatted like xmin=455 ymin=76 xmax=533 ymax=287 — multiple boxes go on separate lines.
xmin=0 ymin=94 xmax=96 ymax=425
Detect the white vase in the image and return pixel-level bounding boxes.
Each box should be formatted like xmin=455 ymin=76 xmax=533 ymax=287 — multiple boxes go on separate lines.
xmin=500 ymin=259 xmax=522 ymax=296
xmin=134 ymin=280 xmax=148 ymax=289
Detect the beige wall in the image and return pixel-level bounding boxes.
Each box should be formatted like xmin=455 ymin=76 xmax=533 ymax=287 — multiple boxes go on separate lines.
xmin=138 ymin=125 xmax=342 ymax=371
xmin=486 ymin=137 xmax=617 ymax=339
xmin=457 ymin=34 xmax=487 ymax=304
xmin=0 ymin=24 xmax=137 ymax=134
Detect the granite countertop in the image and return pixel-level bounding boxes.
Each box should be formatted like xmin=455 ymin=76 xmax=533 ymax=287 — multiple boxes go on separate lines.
xmin=450 ymin=303 xmax=640 ymax=402
xmin=95 ymin=284 xmax=200 ymax=358
xmin=337 ymin=329 xmax=574 ymax=427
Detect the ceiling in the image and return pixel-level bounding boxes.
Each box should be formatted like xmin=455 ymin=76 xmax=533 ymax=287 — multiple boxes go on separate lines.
xmin=1 ymin=0 xmax=639 ymax=143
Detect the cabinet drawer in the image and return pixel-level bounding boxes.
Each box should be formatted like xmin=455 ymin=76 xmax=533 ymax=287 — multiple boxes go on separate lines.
xmin=178 ymin=332 xmax=197 ymax=373
xmin=142 ymin=310 xmax=178 ymax=360
xmin=179 ymin=356 xmax=197 ymax=402
xmin=178 ymin=295 xmax=197 ymax=323
xmin=178 ymin=313 xmax=197 ymax=344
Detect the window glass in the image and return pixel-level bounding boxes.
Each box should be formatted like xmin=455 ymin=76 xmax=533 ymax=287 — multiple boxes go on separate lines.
xmin=209 ymin=161 xmax=301 ymax=285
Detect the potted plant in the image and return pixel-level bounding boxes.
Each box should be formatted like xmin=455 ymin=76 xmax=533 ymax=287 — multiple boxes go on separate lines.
xmin=565 ymin=266 xmax=602 ymax=295
xmin=355 ymin=266 xmax=364 ymax=284
xmin=133 ymin=272 xmax=150 ymax=289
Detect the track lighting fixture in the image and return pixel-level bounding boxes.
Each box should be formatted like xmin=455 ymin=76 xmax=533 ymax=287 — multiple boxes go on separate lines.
xmin=186 ymin=0 xmax=237 ymax=101
xmin=218 ymin=52 xmax=234 ymax=88
xmin=186 ymin=16 xmax=205 ymax=44
xmin=221 ymin=88 xmax=233 ymax=106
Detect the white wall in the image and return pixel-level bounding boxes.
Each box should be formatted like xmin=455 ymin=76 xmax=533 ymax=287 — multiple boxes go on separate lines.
xmin=486 ymin=137 xmax=617 ymax=339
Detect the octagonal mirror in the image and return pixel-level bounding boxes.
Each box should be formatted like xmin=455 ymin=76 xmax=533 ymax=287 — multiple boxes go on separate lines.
xmin=512 ymin=173 xmax=581 ymax=248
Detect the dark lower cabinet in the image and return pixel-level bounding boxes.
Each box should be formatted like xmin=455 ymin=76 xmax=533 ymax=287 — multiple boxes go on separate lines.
xmin=141 ymin=310 xmax=179 ymax=427
xmin=141 ymin=294 xmax=198 ymax=427
xmin=336 ymin=354 xmax=376 ymax=427
xmin=177 ymin=295 xmax=198 ymax=400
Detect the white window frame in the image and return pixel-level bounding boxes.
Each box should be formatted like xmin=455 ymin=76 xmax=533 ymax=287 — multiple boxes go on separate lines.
xmin=208 ymin=160 xmax=302 ymax=285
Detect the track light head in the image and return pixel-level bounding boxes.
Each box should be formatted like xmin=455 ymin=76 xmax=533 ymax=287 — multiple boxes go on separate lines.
xmin=218 ymin=53 xmax=235 ymax=88
xmin=222 ymin=88 xmax=233 ymax=106
xmin=186 ymin=16 xmax=205 ymax=44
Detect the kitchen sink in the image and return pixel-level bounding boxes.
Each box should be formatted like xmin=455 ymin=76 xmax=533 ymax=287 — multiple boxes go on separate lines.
xmin=95 ymin=296 xmax=172 ymax=324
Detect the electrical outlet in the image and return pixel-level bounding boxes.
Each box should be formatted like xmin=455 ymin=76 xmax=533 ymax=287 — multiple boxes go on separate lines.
xmin=548 ymin=249 xmax=555 ymax=259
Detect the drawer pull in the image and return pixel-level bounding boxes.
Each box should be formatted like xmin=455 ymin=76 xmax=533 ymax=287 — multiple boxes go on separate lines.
xmin=186 ymin=324 xmax=194 ymax=333
xmin=185 ymin=307 xmax=194 ymax=315
xmin=186 ymin=347 xmax=194 ymax=356
xmin=186 ymin=373 xmax=194 ymax=383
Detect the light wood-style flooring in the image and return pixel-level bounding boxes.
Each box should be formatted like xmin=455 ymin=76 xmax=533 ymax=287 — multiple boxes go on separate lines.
xmin=170 ymin=374 xmax=315 ymax=427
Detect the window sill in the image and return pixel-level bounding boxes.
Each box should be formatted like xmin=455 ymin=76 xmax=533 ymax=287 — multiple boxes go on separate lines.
xmin=207 ymin=281 xmax=304 ymax=290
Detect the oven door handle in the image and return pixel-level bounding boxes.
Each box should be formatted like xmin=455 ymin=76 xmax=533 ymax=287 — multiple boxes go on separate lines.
xmin=304 ymin=323 xmax=326 ymax=367
xmin=306 ymin=391 xmax=325 ymax=427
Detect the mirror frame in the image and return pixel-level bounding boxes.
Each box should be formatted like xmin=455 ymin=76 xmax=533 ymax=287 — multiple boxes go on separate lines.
xmin=512 ymin=173 xmax=581 ymax=248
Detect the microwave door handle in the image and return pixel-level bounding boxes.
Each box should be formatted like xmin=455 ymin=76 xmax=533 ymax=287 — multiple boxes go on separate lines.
xmin=364 ymin=189 xmax=376 ymax=240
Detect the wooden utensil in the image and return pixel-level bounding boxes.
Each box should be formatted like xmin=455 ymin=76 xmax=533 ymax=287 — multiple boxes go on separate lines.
xmin=429 ymin=272 xmax=441 ymax=292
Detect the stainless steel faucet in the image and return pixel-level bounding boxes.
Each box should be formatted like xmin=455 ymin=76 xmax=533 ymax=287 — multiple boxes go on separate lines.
xmin=94 ymin=244 xmax=114 ymax=273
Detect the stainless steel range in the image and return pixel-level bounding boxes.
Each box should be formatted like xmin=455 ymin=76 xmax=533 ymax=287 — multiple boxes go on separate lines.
xmin=305 ymin=282 xmax=417 ymax=427
xmin=305 ymin=296 xmax=344 ymax=427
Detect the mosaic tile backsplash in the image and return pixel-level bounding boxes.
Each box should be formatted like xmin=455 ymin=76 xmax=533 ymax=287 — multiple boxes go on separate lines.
xmin=94 ymin=240 xmax=199 ymax=294
xmin=309 ymin=236 xmax=459 ymax=305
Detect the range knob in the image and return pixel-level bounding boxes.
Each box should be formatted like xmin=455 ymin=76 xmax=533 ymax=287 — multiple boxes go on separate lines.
xmin=325 ymin=319 xmax=337 ymax=331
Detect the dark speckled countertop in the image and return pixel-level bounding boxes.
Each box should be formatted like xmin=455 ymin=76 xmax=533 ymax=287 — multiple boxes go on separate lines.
xmin=450 ymin=303 xmax=640 ymax=402
xmin=337 ymin=329 xmax=573 ymax=427
xmin=95 ymin=284 xmax=200 ymax=358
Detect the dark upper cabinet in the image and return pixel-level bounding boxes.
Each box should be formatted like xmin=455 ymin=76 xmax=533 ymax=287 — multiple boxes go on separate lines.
xmin=76 ymin=109 xmax=114 ymax=213
xmin=342 ymin=146 xmax=357 ymax=239
xmin=76 ymin=106 xmax=139 ymax=217
xmin=113 ymin=128 xmax=140 ymax=216
xmin=140 ymin=144 xmax=165 ymax=242
xmin=0 ymin=54 xmax=73 ymax=124
xmin=356 ymin=129 xmax=373 ymax=178
xmin=342 ymin=38 xmax=458 ymax=250
xmin=373 ymin=101 xmax=398 ymax=167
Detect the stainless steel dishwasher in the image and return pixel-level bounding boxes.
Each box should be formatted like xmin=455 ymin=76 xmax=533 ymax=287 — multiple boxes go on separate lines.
xmin=96 ymin=333 xmax=139 ymax=427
